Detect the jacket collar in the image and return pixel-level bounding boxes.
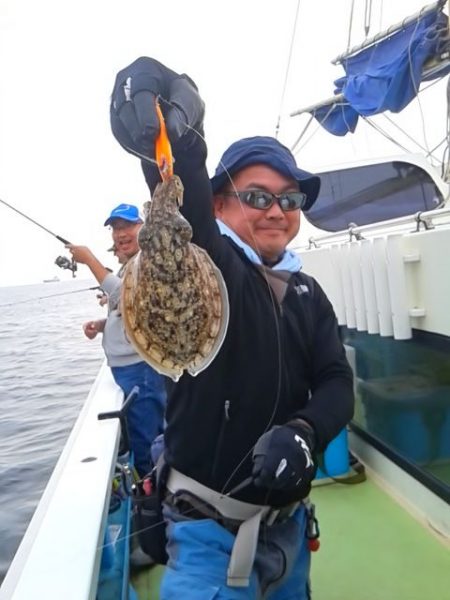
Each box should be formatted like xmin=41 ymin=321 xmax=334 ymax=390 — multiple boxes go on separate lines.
xmin=216 ymin=219 xmax=302 ymax=273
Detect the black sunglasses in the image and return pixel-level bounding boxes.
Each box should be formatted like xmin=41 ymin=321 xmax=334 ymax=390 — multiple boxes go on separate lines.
xmin=221 ymin=189 xmax=307 ymax=211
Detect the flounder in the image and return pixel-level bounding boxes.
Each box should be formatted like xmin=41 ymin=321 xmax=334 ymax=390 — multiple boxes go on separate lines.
xmin=121 ymin=174 xmax=229 ymax=382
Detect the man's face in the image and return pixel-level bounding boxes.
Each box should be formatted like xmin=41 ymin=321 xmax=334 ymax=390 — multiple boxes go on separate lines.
xmin=109 ymin=218 xmax=141 ymax=259
xmin=214 ymin=164 xmax=301 ymax=264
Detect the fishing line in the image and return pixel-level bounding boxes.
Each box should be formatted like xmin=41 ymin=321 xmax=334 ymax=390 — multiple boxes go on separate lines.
xmin=158 ymin=96 xmax=288 ymax=495
xmin=10 ymin=93 xmax=299 ymax=570
xmin=90 ymin=93 xmax=304 ymax=559
xmin=0 ymin=286 xmax=100 ymax=308
xmin=0 ymin=197 xmax=71 ymax=244
xmin=93 ymin=495 xmax=200 ymax=557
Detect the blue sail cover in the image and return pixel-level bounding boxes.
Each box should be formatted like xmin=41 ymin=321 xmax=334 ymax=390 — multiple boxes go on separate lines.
xmin=312 ymin=9 xmax=450 ymax=136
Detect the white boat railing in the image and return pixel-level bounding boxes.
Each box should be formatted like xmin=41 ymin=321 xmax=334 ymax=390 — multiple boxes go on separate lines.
xmin=296 ymin=204 xmax=450 ymax=249
xmin=0 ymin=363 xmax=123 ymax=600
xmin=301 ymin=236 xmax=413 ymax=339
xmin=297 ymin=206 xmax=450 ymax=340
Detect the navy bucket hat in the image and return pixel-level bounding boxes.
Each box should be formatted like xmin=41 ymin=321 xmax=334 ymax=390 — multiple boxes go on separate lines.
xmin=210 ymin=136 xmax=321 ymax=211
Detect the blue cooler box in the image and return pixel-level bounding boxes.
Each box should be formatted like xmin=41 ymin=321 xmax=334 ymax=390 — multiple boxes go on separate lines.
xmin=315 ymin=428 xmax=349 ymax=479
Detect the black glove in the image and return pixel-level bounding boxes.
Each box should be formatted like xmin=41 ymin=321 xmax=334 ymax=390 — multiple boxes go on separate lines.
xmin=110 ymin=57 xmax=205 ymax=160
xmin=252 ymin=423 xmax=316 ymax=492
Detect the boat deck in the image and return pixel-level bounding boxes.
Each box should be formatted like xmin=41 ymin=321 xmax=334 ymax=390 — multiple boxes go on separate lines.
xmin=131 ymin=477 xmax=450 ymax=599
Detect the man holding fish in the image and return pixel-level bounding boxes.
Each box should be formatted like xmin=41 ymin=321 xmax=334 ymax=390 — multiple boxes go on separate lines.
xmin=110 ymin=57 xmax=354 ymax=599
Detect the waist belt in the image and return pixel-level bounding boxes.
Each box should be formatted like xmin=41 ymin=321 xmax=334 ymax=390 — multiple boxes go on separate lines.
xmin=166 ymin=468 xmax=300 ymax=588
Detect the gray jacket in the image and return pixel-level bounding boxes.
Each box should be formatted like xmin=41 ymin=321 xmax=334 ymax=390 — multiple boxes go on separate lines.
xmin=100 ymin=271 xmax=141 ymax=367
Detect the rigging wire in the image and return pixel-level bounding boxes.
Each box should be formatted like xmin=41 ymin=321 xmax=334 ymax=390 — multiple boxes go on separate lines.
xmin=362 ymin=116 xmax=413 ymax=153
xmin=292 ymin=101 xmax=354 ymax=157
xmin=364 ymin=0 xmax=373 ymax=37
xmin=291 ymin=5 xmax=449 ymax=165
xmin=347 ymin=0 xmax=356 ymax=52
xmin=274 ymin=0 xmax=302 ymax=139
xmin=289 ymin=114 xmax=314 ymax=154
xmin=380 ymin=113 xmax=441 ymax=162
xmin=407 ymin=9 xmax=434 ymax=166
xmin=356 ymin=4 xmax=435 ymax=159
xmin=425 ymin=134 xmax=448 ymax=156
xmin=292 ymin=102 xmax=344 ymax=155
xmin=291 ymin=106 xmax=437 ymax=161
xmin=441 ymin=74 xmax=450 ymax=180
xmin=419 ymin=73 xmax=449 ymax=93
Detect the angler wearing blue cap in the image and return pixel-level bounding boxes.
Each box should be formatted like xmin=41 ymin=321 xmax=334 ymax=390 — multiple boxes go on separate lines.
xmin=110 ymin=57 xmax=354 ymax=598
xmin=68 ymin=205 xmax=166 ymax=480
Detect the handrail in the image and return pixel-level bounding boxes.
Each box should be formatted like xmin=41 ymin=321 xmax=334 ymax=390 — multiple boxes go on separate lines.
xmin=0 ymin=363 xmax=123 ymax=600
xmin=290 ymin=94 xmax=346 ymax=118
xmin=293 ymin=205 xmax=450 ymax=249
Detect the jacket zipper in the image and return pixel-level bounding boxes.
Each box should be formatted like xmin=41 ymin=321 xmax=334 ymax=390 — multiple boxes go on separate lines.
xmin=211 ymin=399 xmax=231 ymax=481
xmin=253 ymin=265 xmax=285 ymax=318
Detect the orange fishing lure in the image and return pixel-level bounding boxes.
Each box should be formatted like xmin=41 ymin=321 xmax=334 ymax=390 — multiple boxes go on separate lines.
xmin=155 ymin=99 xmax=174 ymax=180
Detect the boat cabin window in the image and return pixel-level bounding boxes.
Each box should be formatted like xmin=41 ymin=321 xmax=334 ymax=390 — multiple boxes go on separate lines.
xmin=305 ymin=160 xmax=444 ymax=232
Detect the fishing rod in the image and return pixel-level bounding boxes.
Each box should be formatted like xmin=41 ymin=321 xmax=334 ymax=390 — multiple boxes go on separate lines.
xmin=0 ymin=285 xmax=101 ymax=309
xmin=0 ymin=197 xmax=70 ymax=243
xmin=0 ymin=197 xmax=77 ymax=276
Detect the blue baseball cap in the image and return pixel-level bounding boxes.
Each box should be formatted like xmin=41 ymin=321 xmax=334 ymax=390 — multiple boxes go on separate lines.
xmin=210 ymin=136 xmax=321 ymax=211
xmin=103 ymin=203 xmax=143 ymax=226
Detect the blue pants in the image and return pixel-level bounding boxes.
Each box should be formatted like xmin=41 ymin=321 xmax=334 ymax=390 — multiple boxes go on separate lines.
xmin=160 ymin=504 xmax=311 ymax=600
xmin=111 ymin=362 xmax=166 ymax=477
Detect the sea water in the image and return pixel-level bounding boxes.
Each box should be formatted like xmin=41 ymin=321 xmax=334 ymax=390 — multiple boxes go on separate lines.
xmin=0 ymin=280 xmax=106 ymax=583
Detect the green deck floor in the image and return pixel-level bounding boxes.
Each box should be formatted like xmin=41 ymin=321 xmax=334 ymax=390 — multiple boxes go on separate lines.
xmin=131 ymin=478 xmax=450 ymax=599
xmin=310 ymin=480 xmax=449 ymax=600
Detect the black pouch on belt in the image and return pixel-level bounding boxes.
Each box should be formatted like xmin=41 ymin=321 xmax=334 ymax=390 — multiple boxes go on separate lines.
xmin=132 ymin=459 xmax=169 ymax=565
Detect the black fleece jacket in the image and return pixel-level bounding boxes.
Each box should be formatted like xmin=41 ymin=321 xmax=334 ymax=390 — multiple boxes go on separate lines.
xmin=142 ymin=145 xmax=354 ymax=508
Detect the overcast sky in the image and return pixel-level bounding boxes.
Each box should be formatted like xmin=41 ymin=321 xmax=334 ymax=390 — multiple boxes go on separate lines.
xmin=0 ymin=0 xmax=446 ymax=286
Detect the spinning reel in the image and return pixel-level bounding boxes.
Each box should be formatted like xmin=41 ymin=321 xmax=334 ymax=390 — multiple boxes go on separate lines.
xmin=55 ymin=255 xmax=77 ymax=277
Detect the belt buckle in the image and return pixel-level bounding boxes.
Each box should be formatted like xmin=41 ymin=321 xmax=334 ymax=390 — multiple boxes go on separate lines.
xmin=265 ymin=508 xmax=281 ymax=526
xmin=266 ymin=502 xmax=300 ymax=526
